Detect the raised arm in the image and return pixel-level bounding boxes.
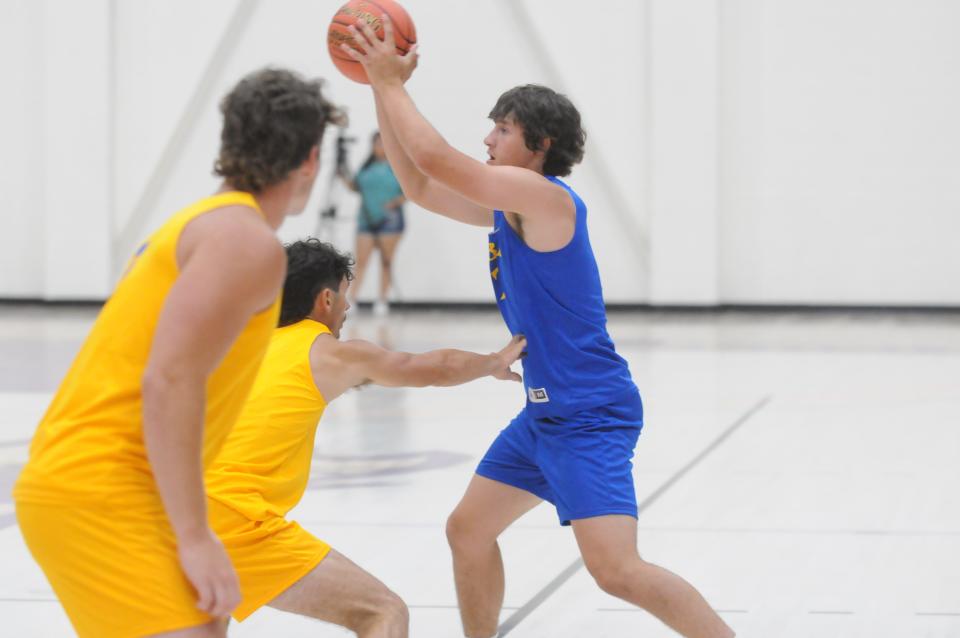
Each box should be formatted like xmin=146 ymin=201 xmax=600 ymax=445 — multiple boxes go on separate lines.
xmin=312 ymin=334 xmax=526 ymax=400
xmin=375 ymin=91 xmax=493 ymax=227
xmin=345 ymin=18 xmax=572 ymax=225
xmin=142 ymin=208 xmax=285 ymax=618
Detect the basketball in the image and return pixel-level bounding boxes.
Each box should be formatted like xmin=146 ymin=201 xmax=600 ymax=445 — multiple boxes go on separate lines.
xmin=327 ymin=0 xmax=417 ymax=84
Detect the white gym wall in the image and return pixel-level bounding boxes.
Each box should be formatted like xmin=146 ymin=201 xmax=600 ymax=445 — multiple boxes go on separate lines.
xmin=1 ymin=0 xmax=959 ymax=305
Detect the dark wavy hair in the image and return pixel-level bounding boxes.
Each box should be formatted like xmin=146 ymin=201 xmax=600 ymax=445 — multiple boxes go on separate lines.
xmin=488 ymin=85 xmax=586 ymax=177
xmin=215 ymin=68 xmax=345 ymax=193
xmin=279 ymin=239 xmax=355 ymax=327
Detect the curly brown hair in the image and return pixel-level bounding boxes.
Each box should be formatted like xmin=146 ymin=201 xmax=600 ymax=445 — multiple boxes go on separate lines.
xmin=215 ymin=68 xmax=345 ymax=193
xmin=488 ymin=85 xmax=586 ymax=177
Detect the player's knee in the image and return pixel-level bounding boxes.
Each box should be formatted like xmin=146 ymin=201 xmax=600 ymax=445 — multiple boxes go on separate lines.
xmin=376 ymin=588 xmax=408 ymax=621
xmin=382 ymin=590 xmax=409 ymax=627
xmin=446 ymin=510 xmax=484 ymax=551
xmin=348 ymin=588 xmax=408 ymax=633
xmin=588 ymin=560 xmax=638 ymax=599
xmin=445 ymin=511 xmax=464 ymax=545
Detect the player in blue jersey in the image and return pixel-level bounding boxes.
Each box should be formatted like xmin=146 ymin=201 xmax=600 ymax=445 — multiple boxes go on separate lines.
xmin=341 ymin=18 xmax=734 ymax=638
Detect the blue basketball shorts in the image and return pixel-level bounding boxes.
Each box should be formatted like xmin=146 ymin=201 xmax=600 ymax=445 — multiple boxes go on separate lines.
xmin=476 ymin=391 xmax=643 ymax=526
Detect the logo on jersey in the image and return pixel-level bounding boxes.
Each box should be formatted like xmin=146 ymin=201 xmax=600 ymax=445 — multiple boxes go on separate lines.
xmin=120 ymin=241 xmax=150 ymax=279
xmin=527 ymin=387 xmax=550 ymax=403
xmin=489 ymin=239 xmax=508 ymax=302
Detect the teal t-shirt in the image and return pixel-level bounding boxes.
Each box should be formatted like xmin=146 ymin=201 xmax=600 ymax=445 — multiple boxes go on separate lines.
xmin=355 ymin=161 xmax=403 ymax=226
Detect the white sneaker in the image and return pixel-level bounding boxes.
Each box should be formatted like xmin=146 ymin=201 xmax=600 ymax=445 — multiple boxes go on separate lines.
xmin=372 ymin=300 xmax=389 ymax=317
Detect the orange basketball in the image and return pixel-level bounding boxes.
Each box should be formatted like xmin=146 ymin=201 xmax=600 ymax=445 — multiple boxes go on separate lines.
xmin=327 ymin=0 xmax=417 ymax=84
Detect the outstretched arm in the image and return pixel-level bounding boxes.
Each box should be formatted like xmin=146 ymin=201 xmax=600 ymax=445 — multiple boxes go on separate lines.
xmin=344 ymin=18 xmax=572 ymax=224
xmin=313 ymin=334 xmax=525 ymax=399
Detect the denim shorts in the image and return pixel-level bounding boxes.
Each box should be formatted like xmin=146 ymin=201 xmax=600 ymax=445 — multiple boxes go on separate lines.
xmin=357 ymin=208 xmax=405 ymax=235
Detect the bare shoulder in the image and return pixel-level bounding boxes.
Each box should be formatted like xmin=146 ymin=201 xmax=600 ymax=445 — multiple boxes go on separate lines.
xmin=308 ymin=332 xmax=346 ymax=363
xmin=511 ymin=175 xmax=576 ymax=250
xmin=498 ymin=167 xmax=574 ymax=219
xmin=180 ymin=204 xmax=284 ymax=273
xmin=174 ymin=204 xmax=285 ymax=314
xmin=309 ymin=337 xmax=387 ymax=397
xmin=184 ymin=204 xmax=282 ymax=255
xmin=530 ymin=174 xmax=576 ymax=216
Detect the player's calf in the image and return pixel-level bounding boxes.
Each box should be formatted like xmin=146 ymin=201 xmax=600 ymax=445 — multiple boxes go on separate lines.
xmin=583 ymin=555 xmax=733 ymax=637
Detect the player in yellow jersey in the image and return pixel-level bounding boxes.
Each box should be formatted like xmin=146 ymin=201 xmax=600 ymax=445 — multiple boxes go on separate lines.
xmin=204 ymin=238 xmax=525 ymax=637
xmin=13 ymin=69 xmax=343 ymax=638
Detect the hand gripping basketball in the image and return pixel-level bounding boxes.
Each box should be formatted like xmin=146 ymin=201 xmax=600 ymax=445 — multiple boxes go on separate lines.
xmin=340 ymin=14 xmax=419 ymax=86
xmin=328 ymin=0 xmax=417 ymax=84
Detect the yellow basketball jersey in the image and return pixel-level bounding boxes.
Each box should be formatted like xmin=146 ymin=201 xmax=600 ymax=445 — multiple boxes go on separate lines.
xmin=206 ymin=319 xmax=330 ymax=521
xmin=14 ymin=191 xmax=280 ymax=508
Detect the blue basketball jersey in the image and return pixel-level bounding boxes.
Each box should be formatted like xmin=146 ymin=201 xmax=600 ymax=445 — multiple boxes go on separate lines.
xmin=487 ymin=176 xmax=637 ymax=418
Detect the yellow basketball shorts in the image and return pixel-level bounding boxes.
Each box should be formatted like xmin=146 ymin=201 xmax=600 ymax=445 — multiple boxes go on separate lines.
xmin=15 ymin=501 xmax=213 ymax=638
xmin=207 ymin=498 xmax=331 ymax=621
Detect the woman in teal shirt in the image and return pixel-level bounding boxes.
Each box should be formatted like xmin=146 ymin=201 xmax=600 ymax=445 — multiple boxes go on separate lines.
xmin=341 ymin=131 xmax=406 ymax=316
